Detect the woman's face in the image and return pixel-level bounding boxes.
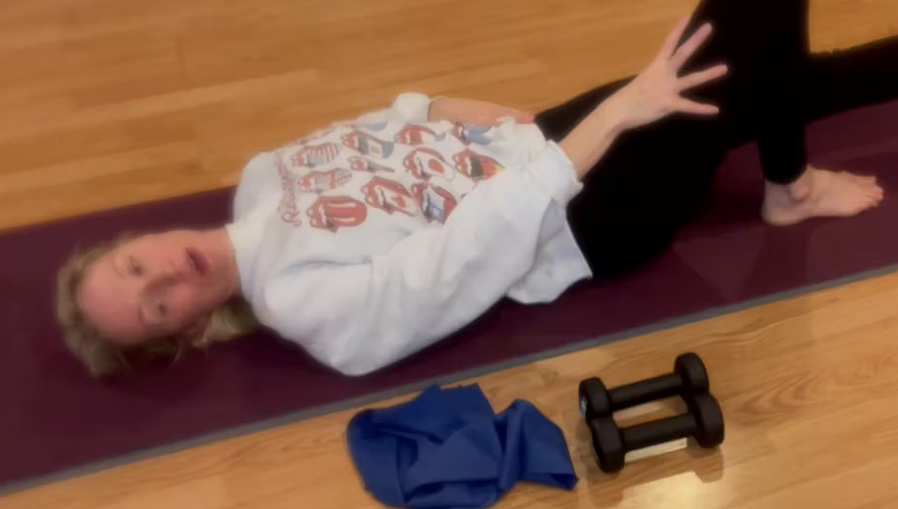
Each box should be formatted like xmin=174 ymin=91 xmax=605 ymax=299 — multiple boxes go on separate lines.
xmin=77 ymin=230 xmax=237 ymax=346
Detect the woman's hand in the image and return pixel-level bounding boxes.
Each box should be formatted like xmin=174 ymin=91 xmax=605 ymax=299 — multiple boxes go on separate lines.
xmin=606 ymin=20 xmax=728 ymax=130
xmin=428 ymin=97 xmax=534 ymax=125
xmin=558 ymin=20 xmax=727 ymax=179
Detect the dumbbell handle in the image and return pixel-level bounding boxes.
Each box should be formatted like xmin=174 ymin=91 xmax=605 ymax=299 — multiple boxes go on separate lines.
xmin=609 ymin=374 xmax=683 ymax=410
xmin=620 ymin=413 xmax=695 ymax=452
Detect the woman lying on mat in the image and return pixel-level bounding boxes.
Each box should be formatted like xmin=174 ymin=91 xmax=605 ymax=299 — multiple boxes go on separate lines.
xmin=56 ymin=0 xmax=898 ymax=377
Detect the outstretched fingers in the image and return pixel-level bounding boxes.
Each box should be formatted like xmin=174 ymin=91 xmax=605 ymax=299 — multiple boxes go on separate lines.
xmin=678 ymin=63 xmax=728 ymax=91
xmin=673 ymin=98 xmax=720 ymax=116
xmin=661 ymin=18 xmax=691 ymax=58
xmin=671 ymin=23 xmax=714 ymax=70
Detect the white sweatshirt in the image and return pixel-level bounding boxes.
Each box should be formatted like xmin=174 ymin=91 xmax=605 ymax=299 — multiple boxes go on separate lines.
xmin=226 ymin=93 xmax=592 ymax=376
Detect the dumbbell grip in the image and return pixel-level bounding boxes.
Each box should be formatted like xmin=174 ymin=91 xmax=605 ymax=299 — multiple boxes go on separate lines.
xmin=610 ymin=374 xmax=681 ymax=410
xmin=620 ymin=413 xmax=696 ymax=451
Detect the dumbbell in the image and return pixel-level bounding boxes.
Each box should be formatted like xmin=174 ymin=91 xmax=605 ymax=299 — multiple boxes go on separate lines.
xmin=587 ymin=392 xmax=725 ymax=473
xmin=579 ymin=352 xmax=709 ymax=420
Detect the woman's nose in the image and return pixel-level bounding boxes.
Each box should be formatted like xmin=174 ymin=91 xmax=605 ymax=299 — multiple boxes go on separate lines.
xmin=155 ymin=261 xmax=188 ymax=283
xmin=165 ymin=262 xmax=189 ymax=280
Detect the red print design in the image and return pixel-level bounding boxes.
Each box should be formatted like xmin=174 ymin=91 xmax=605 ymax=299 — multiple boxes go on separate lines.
xmin=403 ymin=148 xmax=453 ymax=180
xmin=349 ymin=155 xmax=395 ymax=174
xmin=395 ymin=125 xmax=439 ymax=145
xmin=341 ymin=131 xmax=395 ymax=158
xmin=275 ymin=156 xmax=301 ymax=226
xmin=412 ymin=182 xmax=457 ymax=224
xmin=453 ymin=149 xmax=503 ymax=181
xmin=291 ymin=142 xmax=341 ymax=167
xmin=450 ymin=124 xmax=492 ymax=145
xmin=297 ymin=168 xmax=353 ymax=194
xmin=361 ymin=176 xmax=418 ymax=216
xmin=450 ymin=123 xmax=466 ymax=143
xmin=307 ymin=196 xmax=368 ymax=232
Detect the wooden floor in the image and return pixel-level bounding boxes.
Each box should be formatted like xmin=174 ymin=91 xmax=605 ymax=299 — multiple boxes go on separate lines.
xmin=2 ymin=0 xmax=898 ymax=507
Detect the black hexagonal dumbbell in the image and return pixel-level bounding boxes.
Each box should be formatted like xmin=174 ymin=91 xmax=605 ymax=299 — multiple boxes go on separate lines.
xmin=579 ymin=352 xmax=709 ymax=420
xmin=587 ymin=392 xmax=725 ymax=473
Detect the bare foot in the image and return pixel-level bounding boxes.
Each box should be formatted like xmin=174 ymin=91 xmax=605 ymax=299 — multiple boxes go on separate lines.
xmin=762 ymin=166 xmax=884 ymax=226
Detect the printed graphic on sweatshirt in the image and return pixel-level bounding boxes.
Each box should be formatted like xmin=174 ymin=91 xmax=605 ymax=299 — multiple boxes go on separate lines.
xmin=412 ymin=182 xmax=457 ymax=223
xmin=290 ymin=142 xmax=342 ymax=168
xmin=361 ymin=176 xmax=418 ymax=217
xmin=395 ymin=125 xmax=445 ymax=146
xmin=342 ymin=130 xmax=395 ymax=158
xmin=403 ymin=148 xmax=454 ymax=180
xmin=349 ymin=155 xmax=396 ymax=174
xmin=307 ymin=196 xmax=368 ymax=232
xmin=453 ymin=149 xmax=503 ymax=181
xmin=451 ymin=124 xmax=492 ymax=145
xmin=297 ymin=168 xmax=354 ymax=194
xmin=275 ymin=156 xmax=302 ymax=226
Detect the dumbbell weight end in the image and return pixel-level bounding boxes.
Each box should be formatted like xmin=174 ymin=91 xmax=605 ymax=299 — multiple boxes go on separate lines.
xmin=588 ymin=417 xmax=625 ymax=474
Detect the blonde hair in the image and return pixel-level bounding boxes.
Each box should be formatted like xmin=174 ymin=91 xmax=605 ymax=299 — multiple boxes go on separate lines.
xmin=55 ymin=237 xmax=258 ymax=377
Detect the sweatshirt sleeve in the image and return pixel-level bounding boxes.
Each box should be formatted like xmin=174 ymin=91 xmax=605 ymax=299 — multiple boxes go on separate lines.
xmin=262 ymin=142 xmax=582 ymax=376
xmin=355 ymin=92 xmax=433 ymax=125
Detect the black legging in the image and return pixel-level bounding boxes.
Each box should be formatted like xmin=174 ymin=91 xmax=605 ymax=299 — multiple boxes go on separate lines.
xmin=536 ymin=0 xmax=898 ymax=278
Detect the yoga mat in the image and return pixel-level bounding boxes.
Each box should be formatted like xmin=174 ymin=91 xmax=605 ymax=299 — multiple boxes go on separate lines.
xmin=2 ymin=99 xmax=897 ymax=492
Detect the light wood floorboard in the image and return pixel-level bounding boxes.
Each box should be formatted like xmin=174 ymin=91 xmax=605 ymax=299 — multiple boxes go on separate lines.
xmin=1 ymin=0 xmax=897 ymax=507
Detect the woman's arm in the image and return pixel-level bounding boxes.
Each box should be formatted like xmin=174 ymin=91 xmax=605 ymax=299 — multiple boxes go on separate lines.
xmin=428 ymin=97 xmax=534 ymax=124
xmin=356 ymin=94 xmax=534 ymax=127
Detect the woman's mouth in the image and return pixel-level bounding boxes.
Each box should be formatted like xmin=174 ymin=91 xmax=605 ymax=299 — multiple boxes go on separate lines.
xmin=186 ymin=248 xmax=210 ymax=276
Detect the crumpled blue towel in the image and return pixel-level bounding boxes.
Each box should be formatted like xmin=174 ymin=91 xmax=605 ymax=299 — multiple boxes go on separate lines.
xmin=346 ymin=384 xmax=578 ymax=508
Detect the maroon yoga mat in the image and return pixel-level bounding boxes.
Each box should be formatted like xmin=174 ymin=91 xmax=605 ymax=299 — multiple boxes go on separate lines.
xmin=2 ymin=100 xmax=897 ymax=490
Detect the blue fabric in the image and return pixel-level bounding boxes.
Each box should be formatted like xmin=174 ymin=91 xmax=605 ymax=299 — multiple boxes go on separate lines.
xmin=346 ymin=384 xmax=578 ymax=508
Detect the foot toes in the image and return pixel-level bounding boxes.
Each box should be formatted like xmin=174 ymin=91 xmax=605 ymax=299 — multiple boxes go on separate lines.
xmin=765 ymin=168 xmax=884 ymax=225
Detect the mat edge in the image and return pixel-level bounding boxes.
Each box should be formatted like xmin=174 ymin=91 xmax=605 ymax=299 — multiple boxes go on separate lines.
xmin=3 ymin=261 xmax=897 ymax=498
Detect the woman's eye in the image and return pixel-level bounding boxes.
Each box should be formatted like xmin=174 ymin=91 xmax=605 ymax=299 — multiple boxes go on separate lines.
xmin=129 ymin=259 xmax=143 ymax=276
xmin=157 ymin=302 xmax=167 ymax=317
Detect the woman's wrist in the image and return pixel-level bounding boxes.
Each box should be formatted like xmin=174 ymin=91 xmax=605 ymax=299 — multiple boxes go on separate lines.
xmin=558 ymin=100 xmax=628 ymax=179
xmin=593 ymin=92 xmax=632 ymax=135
